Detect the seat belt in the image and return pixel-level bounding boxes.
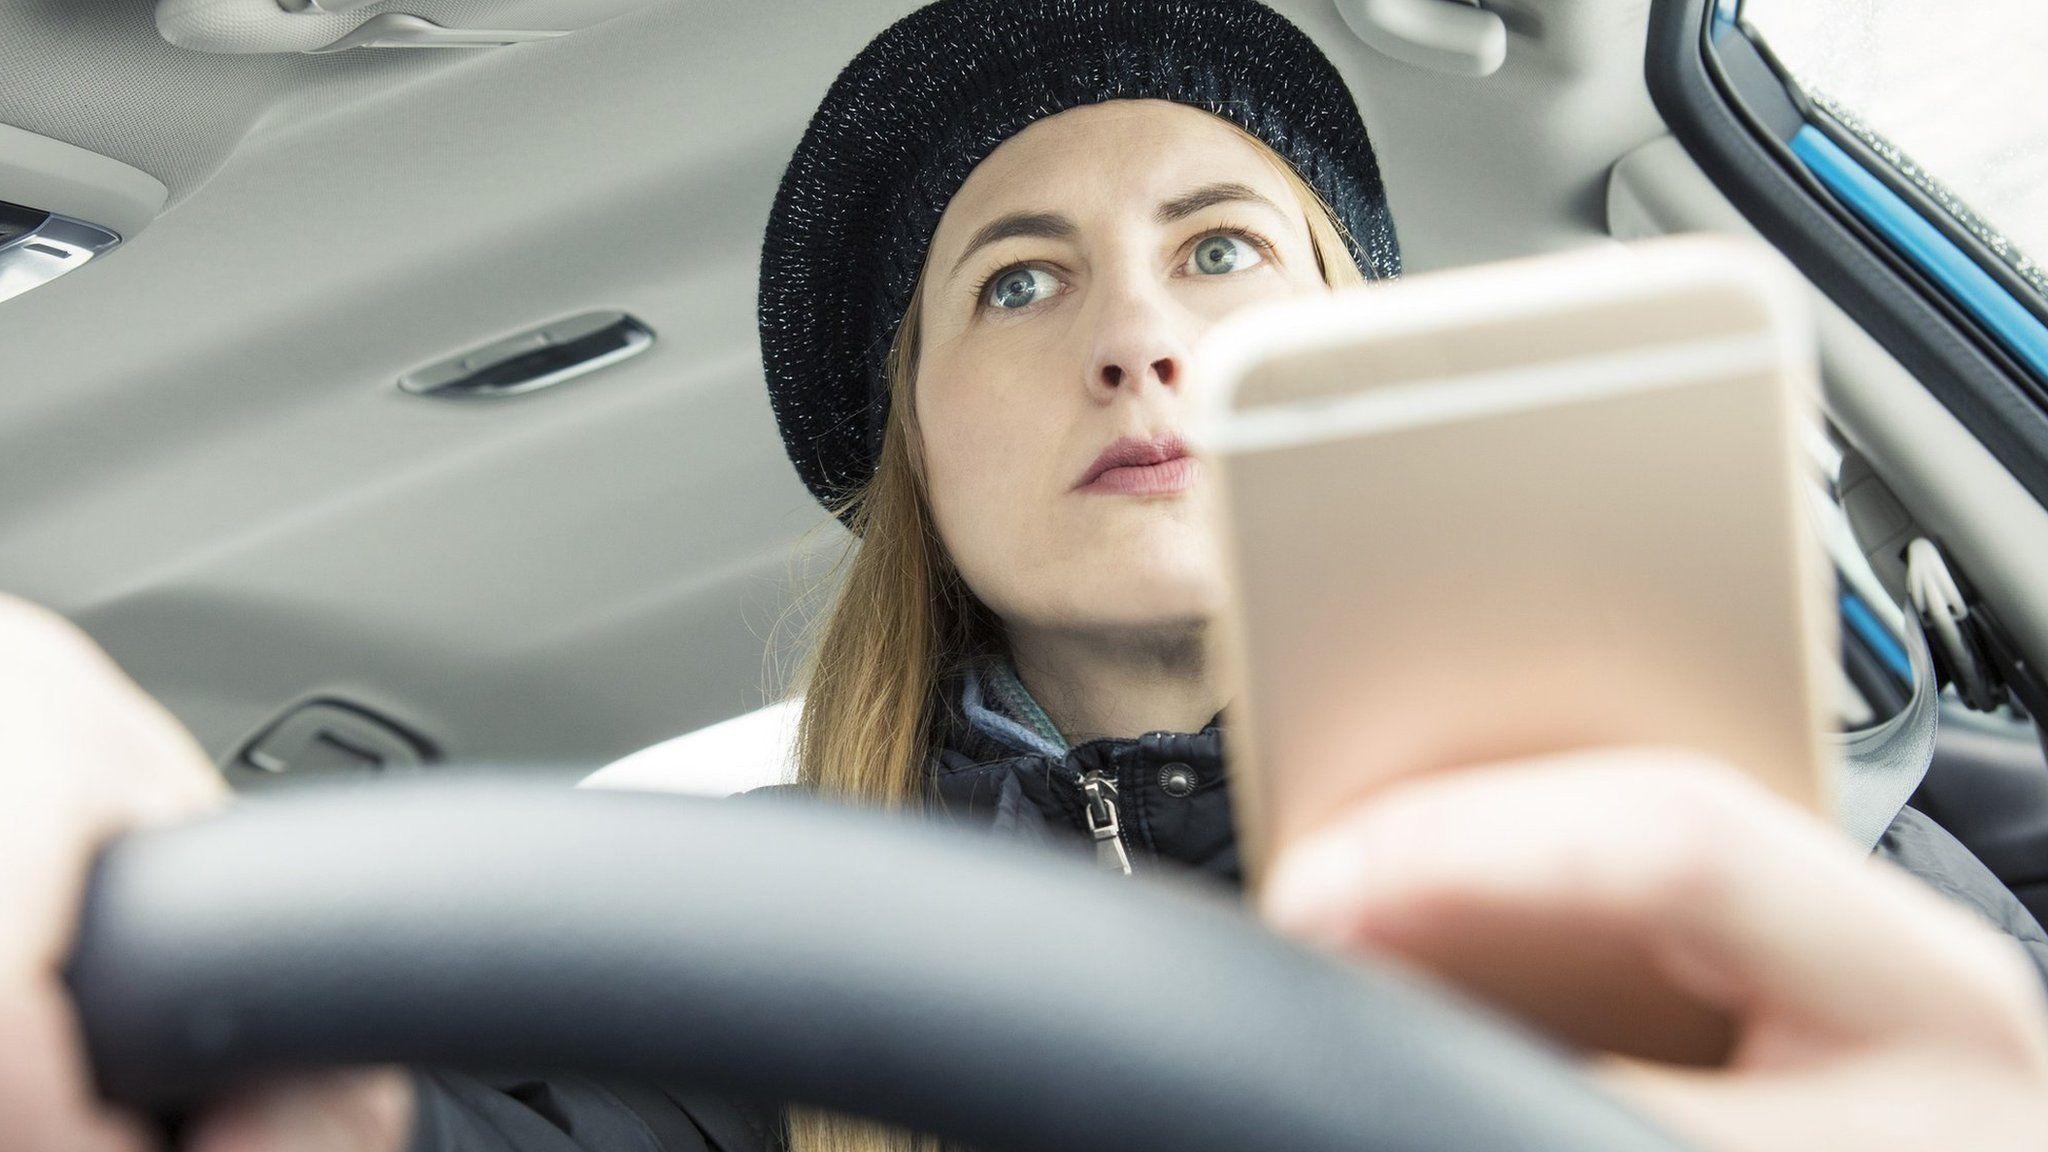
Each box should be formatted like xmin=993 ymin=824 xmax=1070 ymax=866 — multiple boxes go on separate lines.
xmin=1834 ymin=602 xmax=1940 ymax=851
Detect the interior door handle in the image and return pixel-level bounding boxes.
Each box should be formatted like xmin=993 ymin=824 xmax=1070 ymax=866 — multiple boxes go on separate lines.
xmin=398 ymin=312 xmax=655 ymax=399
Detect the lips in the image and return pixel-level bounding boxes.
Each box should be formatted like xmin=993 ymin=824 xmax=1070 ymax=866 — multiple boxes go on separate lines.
xmin=1075 ymin=432 xmax=1197 ymax=495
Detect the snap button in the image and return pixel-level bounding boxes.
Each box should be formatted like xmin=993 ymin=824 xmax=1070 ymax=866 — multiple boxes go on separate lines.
xmin=1159 ymin=762 xmax=1197 ymax=797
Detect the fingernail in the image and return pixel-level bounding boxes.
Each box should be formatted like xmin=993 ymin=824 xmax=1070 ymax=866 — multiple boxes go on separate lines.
xmin=1259 ymin=834 xmax=1365 ymax=941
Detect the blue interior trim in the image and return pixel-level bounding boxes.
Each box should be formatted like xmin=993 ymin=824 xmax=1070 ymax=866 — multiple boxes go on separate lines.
xmin=1841 ymin=588 xmax=1913 ymax=684
xmin=1791 ymin=126 xmax=2048 ymax=385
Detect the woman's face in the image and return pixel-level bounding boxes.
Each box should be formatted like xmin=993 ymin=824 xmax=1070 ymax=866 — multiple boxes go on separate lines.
xmin=914 ymin=99 xmax=1334 ymax=636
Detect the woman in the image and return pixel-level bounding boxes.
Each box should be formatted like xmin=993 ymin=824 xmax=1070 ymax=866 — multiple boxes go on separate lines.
xmin=7 ymin=2 xmax=2048 ymax=1152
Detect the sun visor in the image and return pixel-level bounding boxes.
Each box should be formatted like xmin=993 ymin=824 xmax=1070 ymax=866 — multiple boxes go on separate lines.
xmin=155 ymin=0 xmax=661 ymax=55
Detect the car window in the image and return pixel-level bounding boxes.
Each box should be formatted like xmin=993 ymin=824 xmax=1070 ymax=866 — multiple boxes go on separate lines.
xmin=1739 ymin=0 xmax=2048 ymax=302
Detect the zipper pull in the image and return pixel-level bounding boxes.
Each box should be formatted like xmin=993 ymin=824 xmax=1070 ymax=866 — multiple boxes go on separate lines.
xmin=1078 ymin=769 xmax=1133 ymax=876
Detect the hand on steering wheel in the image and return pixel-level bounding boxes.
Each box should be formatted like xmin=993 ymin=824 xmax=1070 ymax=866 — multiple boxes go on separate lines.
xmin=0 ymin=594 xmax=410 ymax=1152
xmin=16 ymin=588 xmax=2048 ymax=1152
xmin=1262 ymin=749 xmax=2048 ymax=1152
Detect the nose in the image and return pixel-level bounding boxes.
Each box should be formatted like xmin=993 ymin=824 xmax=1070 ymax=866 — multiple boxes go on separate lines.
xmin=1087 ymin=286 xmax=1189 ymax=400
xmin=1097 ymin=355 xmax=1179 ymax=391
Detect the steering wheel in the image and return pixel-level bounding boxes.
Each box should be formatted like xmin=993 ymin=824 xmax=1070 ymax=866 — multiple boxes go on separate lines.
xmin=65 ymin=781 xmax=1697 ymax=1152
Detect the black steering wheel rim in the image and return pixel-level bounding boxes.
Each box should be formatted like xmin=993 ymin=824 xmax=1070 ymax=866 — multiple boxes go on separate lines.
xmin=66 ymin=781 xmax=1695 ymax=1152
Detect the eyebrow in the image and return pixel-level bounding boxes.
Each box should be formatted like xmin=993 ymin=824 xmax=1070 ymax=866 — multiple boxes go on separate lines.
xmin=945 ymin=181 xmax=1289 ymax=282
xmin=1153 ymin=181 xmax=1285 ymax=225
xmin=948 ymin=212 xmax=1077 ymax=280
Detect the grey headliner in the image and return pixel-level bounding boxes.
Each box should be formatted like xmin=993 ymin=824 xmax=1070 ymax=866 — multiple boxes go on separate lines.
xmin=0 ymin=0 xmax=1663 ymax=772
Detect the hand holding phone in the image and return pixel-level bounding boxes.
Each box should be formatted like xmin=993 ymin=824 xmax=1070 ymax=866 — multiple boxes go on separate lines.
xmin=1198 ymin=235 xmax=1839 ymax=1064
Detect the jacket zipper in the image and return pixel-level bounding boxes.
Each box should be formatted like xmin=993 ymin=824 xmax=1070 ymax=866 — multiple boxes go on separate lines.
xmin=1078 ymin=768 xmax=1133 ymax=876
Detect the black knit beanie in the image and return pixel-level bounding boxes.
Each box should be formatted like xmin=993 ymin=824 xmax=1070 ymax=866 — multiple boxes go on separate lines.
xmin=757 ymin=0 xmax=1401 ymax=524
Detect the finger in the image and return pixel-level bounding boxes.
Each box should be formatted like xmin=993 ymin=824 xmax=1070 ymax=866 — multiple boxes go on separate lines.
xmin=0 ymin=991 xmax=160 ymax=1152
xmin=0 ymin=596 xmax=222 ymax=817
xmin=182 ymin=1070 xmax=414 ymax=1152
xmin=1592 ymin=1056 xmax=1942 ymax=1152
xmin=1258 ymin=749 xmax=2041 ymax=1045
xmin=0 ymin=599 xmax=226 ymax=971
xmin=1594 ymin=1049 xmax=2048 ymax=1152
xmin=0 ymin=595 xmax=225 ymax=1151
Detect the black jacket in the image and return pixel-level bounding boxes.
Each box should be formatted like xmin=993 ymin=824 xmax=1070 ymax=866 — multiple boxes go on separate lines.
xmin=407 ymin=677 xmax=2048 ymax=1152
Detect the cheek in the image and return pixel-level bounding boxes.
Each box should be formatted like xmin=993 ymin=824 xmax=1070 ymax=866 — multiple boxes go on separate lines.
xmin=918 ymin=369 xmax=1026 ymax=516
xmin=913 ymin=355 xmax=1068 ymax=590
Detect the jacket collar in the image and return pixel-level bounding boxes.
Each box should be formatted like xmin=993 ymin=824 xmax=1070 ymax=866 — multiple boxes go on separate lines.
xmin=944 ymin=656 xmax=1226 ymax=765
xmin=956 ymin=657 xmax=1066 ymax=759
xmin=929 ymin=660 xmax=1237 ymax=881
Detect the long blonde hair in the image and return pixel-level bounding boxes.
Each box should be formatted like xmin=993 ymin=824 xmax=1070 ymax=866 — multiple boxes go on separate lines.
xmin=782 ymin=114 xmax=1372 ymax=1152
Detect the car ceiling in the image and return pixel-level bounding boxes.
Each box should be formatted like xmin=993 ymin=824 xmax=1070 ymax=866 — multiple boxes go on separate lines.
xmin=0 ymin=0 xmax=1670 ymax=775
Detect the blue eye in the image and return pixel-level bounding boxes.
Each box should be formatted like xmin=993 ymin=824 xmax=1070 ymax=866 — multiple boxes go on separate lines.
xmin=1189 ymin=233 xmax=1265 ymax=275
xmin=983 ymin=266 xmax=1059 ymax=310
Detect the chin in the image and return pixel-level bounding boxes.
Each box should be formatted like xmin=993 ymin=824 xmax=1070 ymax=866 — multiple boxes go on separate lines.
xmin=1070 ymin=538 xmax=1227 ymax=625
xmin=985 ymin=499 xmax=1227 ymax=626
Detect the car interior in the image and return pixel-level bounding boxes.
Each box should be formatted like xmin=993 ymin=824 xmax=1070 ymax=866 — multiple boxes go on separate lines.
xmin=0 ymin=0 xmax=1833 ymax=776
xmin=8 ymin=0 xmax=2048 ymax=1145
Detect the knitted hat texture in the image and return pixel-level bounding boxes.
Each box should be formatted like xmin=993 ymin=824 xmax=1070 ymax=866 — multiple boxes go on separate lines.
xmin=758 ymin=0 xmax=1401 ymax=520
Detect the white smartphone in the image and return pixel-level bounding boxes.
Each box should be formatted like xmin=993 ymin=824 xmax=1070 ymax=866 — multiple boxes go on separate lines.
xmin=1196 ymin=234 xmax=1839 ymax=1065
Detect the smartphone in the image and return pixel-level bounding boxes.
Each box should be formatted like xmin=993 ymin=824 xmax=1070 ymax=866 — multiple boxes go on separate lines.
xmin=1196 ymin=234 xmax=1839 ymax=1065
